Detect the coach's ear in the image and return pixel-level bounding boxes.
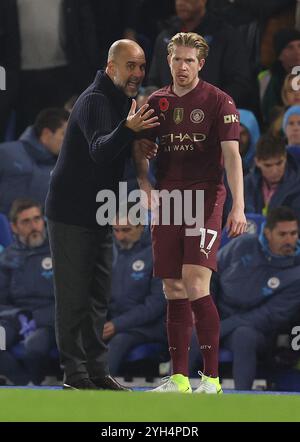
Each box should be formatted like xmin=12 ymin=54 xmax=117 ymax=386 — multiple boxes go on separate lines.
xmin=106 ymin=60 xmax=115 ymax=77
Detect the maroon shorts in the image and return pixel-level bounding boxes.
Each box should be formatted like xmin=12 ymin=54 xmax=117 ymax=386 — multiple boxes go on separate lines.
xmin=151 ymin=183 xmax=226 ymax=278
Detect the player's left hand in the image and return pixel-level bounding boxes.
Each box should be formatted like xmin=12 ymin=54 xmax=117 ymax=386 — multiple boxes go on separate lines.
xmin=137 ymin=138 xmax=158 ymax=159
xmin=226 ymin=208 xmax=247 ymax=238
xmin=103 ymin=321 xmax=116 ymax=340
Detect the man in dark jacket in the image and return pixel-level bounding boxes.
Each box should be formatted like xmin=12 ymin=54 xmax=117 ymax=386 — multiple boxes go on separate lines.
xmin=0 ymin=199 xmax=56 ymax=385
xmin=148 ymin=0 xmax=252 ymax=107
xmin=0 ymin=108 xmax=69 ymax=216
xmin=105 ymin=209 xmax=166 ymax=375
xmin=46 ymin=39 xmax=159 ymax=390
xmin=215 ymin=207 xmax=300 ymax=390
xmin=244 ymin=134 xmax=300 ymax=221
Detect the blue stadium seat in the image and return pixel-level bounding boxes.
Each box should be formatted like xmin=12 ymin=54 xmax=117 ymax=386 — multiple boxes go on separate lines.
xmin=0 ymin=213 xmax=13 ymax=247
xmin=219 ymin=348 xmax=233 ymax=363
xmin=11 ymin=342 xmax=59 ymax=359
xmin=220 ymin=212 xmax=266 ymax=248
xmin=125 ymin=343 xmax=167 ymax=363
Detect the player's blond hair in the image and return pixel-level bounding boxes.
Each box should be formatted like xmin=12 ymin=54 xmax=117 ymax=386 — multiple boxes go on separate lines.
xmin=167 ymin=32 xmax=209 ymax=61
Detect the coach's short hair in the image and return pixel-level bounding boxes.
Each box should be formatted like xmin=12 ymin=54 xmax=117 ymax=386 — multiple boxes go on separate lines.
xmin=167 ymin=32 xmax=209 ymax=61
xmin=265 ymin=206 xmax=299 ymax=231
xmin=255 ymin=134 xmax=286 ymax=161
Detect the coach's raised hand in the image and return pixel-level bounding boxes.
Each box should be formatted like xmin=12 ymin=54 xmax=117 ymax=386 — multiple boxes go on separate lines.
xmin=125 ymin=99 xmax=160 ymax=132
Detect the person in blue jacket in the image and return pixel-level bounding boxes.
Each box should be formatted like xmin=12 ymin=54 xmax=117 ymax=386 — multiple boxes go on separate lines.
xmin=105 ymin=205 xmax=167 ymax=376
xmin=0 ymin=199 xmax=55 ymax=385
xmin=244 ymin=133 xmax=300 ymax=221
xmin=223 ymin=109 xmax=260 ymax=223
xmin=282 ymin=105 xmax=300 ymax=163
xmin=239 ymin=109 xmax=260 ymax=175
xmin=0 ymin=108 xmax=69 ymax=216
xmin=215 ymin=206 xmax=300 ymax=390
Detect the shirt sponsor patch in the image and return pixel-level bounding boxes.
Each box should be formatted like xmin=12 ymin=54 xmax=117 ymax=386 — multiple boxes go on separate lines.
xmin=224 ymin=114 xmax=239 ymax=123
xmin=173 ymin=108 xmax=184 ymax=124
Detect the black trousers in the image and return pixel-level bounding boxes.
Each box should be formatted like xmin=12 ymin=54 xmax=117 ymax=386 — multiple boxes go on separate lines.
xmin=47 ymin=220 xmax=112 ymax=382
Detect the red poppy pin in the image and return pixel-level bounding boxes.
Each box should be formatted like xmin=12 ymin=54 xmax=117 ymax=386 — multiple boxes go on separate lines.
xmin=159 ymin=97 xmax=169 ymax=112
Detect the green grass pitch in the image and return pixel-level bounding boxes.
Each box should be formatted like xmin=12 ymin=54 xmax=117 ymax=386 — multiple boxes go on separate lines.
xmin=0 ymin=390 xmax=300 ymax=422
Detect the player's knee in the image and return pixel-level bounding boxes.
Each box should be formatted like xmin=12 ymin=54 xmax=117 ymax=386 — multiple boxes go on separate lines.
xmin=185 ymin=285 xmax=208 ymax=300
xmin=163 ymin=279 xmax=186 ymax=300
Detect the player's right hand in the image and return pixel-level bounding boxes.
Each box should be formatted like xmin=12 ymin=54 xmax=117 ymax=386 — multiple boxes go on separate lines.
xmin=226 ymin=207 xmax=247 ymax=238
xmin=125 ymin=99 xmax=160 ymax=132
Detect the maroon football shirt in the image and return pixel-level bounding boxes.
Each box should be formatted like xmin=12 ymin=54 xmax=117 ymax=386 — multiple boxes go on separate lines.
xmin=147 ymin=79 xmax=240 ymax=188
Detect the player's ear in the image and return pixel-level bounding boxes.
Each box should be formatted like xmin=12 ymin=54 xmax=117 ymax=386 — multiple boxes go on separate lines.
xmin=198 ymin=58 xmax=205 ymax=72
xmin=167 ymin=54 xmax=172 ymax=68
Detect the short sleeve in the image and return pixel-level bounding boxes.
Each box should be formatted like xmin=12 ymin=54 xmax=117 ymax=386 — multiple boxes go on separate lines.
xmin=216 ymin=94 xmax=240 ymax=142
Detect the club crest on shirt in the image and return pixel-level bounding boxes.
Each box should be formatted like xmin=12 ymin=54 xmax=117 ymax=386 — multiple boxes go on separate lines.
xmin=41 ymin=257 xmax=52 ymax=270
xmin=132 ymin=260 xmax=145 ymax=271
xmin=173 ymin=108 xmax=184 ymax=124
xmin=190 ymin=109 xmax=204 ymax=124
xmin=267 ymin=277 xmax=280 ymax=289
xmin=246 ymin=219 xmax=258 ymax=234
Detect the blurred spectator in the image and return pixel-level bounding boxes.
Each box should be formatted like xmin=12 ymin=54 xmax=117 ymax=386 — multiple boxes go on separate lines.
xmin=90 ymin=0 xmax=142 ymax=65
xmin=15 ymin=0 xmax=99 ymax=134
xmin=269 ymin=73 xmax=300 ymax=137
xmin=213 ymin=206 xmax=300 ymax=390
xmin=222 ymin=109 xmax=260 ymax=224
xmin=105 ymin=205 xmax=167 ymax=376
xmin=282 ymin=105 xmax=300 ymax=163
xmin=0 ymin=199 xmax=55 ymax=384
xmin=239 ymin=109 xmax=260 ymax=175
xmin=126 ymin=0 xmax=175 ymax=52
xmin=208 ymin=0 xmax=295 ymax=27
xmin=244 ymin=134 xmax=300 ymax=220
xmin=296 ymin=0 xmax=300 ymax=31
xmin=0 ymin=0 xmax=20 ymax=142
xmin=90 ymin=0 xmax=174 ymax=68
xmin=281 ymin=73 xmax=300 ymax=106
xmin=148 ymin=0 xmax=252 ymax=108
xmin=0 ymin=108 xmax=69 ymax=216
xmin=259 ymin=28 xmax=300 ymax=124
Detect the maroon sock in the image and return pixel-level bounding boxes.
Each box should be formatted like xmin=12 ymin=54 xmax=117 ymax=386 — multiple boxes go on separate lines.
xmin=191 ymin=295 xmax=220 ymax=377
xmin=167 ymin=299 xmax=193 ymax=377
